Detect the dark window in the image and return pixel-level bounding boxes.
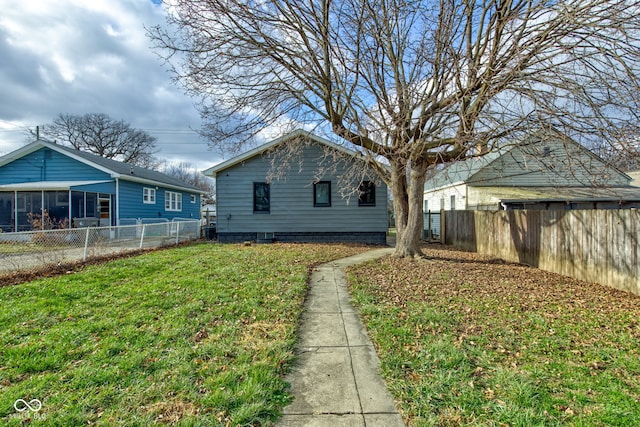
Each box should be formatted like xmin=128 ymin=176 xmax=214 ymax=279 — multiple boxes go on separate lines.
xmin=358 ymin=181 xmax=376 ymax=206
xmin=314 ymin=181 xmax=331 ymax=207
xmin=254 ymin=182 xmax=270 ymax=213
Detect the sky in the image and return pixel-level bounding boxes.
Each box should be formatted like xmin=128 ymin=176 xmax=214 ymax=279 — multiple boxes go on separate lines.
xmin=0 ymin=0 xmax=222 ymax=171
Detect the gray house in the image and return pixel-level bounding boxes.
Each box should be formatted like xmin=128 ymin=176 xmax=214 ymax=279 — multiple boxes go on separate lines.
xmin=424 ymin=130 xmax=640 ymax=211
xmin=203 ymin=130 xmax=388 ymax=244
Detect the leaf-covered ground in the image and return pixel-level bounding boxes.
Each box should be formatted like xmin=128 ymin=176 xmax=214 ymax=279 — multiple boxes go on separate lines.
xmin=348 ymin=245 xmax=640 ymax=426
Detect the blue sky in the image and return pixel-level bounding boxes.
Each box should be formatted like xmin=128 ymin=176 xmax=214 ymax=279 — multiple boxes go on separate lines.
xmin=0 ymin=0 xmax=221 ymax=170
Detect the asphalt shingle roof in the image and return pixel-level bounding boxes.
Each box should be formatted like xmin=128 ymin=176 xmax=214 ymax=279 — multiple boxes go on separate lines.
xmin=42 ymin=141 xmax=203 ymax=192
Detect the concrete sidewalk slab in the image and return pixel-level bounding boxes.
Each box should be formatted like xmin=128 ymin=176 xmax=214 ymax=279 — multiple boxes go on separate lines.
xmin=277 ymin=248 xmax=405 ymax=427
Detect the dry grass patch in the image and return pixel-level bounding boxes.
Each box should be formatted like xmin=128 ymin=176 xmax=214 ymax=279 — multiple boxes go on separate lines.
xmin=144 ymin=400 xmax=202 ymax=424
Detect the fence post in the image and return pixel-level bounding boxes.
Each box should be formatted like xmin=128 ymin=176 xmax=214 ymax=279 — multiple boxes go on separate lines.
xmin=139 ymin=224 xmax=146 ymax=249
xmin=175 ymin=222 xmax=180 ymax=244
xmin=83 ymin=227 xmax=90 ymax=261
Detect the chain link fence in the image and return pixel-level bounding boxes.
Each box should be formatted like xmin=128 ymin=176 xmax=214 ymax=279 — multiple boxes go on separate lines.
xmin=0 ymin=220 xmax=201 ymax=276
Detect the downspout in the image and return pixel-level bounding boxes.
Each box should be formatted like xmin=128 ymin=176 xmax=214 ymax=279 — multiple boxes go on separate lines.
xmin=68 ymin=189 xmax=72 ymax=228
xmin=14 ymin=191 xmax=17 ymax=232
xmin=465 ymin=185 xmax=469 ymax=209
xmin=41 ymin=191 xmax=45 ymax=230
xmin=115 ymin=178 xmax=120 ymax=226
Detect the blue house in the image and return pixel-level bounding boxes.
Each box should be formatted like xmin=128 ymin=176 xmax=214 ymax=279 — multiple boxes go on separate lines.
xmin=203 ymin=130 xmax=388 ymax=244
xmin=0 ymin=140 xmax=203 ymax=232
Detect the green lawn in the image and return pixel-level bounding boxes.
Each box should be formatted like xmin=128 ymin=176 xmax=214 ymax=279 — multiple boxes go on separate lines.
xmin=348 ymin=245 xmax=640 ymax=427
xmin=0 ymin=242 xmax=369 ymax=426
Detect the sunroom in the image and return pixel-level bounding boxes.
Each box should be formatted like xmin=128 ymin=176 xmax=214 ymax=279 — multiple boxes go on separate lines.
xmin=0 ymin=182 xmax=114 ymax=232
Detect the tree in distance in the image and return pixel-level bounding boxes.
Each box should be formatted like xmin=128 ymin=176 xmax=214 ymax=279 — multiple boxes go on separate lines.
xmin=160 ymin=161 xmax=216 ymax=204
xmin=38 ymin=113 xmax=159 ymax=169
xmin=151 ymin=0 xmax=640 ymax=257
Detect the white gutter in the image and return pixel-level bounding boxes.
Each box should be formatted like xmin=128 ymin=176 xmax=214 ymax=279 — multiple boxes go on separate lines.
xmin=114 ymin=174 xmax=207 ymax=194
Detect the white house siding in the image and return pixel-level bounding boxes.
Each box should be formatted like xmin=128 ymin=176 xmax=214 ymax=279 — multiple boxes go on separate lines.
xmin=215 ymin=143 xmax=387 ymax=242
xmin=423 ymin=184 xmax=467 ymax=211
xmin=465 ymin=186 xmax=519 ymax=210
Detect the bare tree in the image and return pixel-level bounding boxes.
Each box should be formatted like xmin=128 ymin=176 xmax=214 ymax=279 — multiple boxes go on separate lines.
xmin=160 ymin=161 xmax=216 ymax=204
xmin=592 ymin=133 xmax=640 ymax=172
xmin=39 ymin=113 xmax=159 ymax=168
xmin=151 ymin=0 xmax=640 ymax=257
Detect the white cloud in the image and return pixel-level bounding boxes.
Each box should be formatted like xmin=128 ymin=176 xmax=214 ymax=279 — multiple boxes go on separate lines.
xmin=0 ymin=0 xmax=220 ymax=170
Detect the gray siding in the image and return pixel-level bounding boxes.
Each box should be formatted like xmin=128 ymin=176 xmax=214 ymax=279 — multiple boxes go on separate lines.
xmin=470 ymin=138 xmax=630 ymax=187
xmin=216 ymin=143 xmax=387 ymax=236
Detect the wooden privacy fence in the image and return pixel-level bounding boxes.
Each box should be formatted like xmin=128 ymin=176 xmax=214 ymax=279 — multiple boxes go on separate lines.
xmin=444 ymin=209 xmax=640 ymax=296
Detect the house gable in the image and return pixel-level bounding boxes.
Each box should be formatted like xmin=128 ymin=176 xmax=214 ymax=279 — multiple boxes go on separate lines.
xmin=425 ymin=153 xmax=500 ymax=191
xmin=424 ymin=130 xmax=639 ymax=211
xmin=468 ymin=133 xmax=630 ymax=188
xmin=0 ymin=147 xmax=112 ymax=185
xmin=204 ymin=129 xmax=364 ymax=177
xmin=209 ymin=132 xmax=388 ymax=243
xmin=0 ymin=140 xmax=204 ymax=194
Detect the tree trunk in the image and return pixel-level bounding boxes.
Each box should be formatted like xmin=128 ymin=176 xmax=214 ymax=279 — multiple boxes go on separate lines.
xmin=391 ymin=160 xmax=427 ymax=258
xmin=389 ymin=161 xmax=408 ymax=239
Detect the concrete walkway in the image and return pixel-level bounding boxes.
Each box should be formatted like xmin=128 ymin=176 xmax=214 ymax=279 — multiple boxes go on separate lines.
xmin=277 ymin=248 xmax=405 ymax=427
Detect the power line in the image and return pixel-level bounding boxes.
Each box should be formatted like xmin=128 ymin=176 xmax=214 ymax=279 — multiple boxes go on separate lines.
xmin=0 ymin=119 xmax=28 ymax=129
xmin=0 ymin=120 xmax=202 ymax=135
xmin=155 ymin=142 xmax=210 ymax=147
xmin=142 ymin=128 xmax=200 ymax=133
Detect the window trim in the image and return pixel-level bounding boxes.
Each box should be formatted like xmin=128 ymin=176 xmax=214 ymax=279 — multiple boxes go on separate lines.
xmin=190 ymin=194 xmax=197 ymax=204
xmin=313 ymin=181 xmax=332 ymax=207
xmin=358 ymin=181 xmax=376 ymax=207
xmin=253 ymin=182 xmax=270 ymax=213
xmin=143 ymin=187 xmax=156 ymax=204
xmin=165 ymin=191 xmax=182 ymax=212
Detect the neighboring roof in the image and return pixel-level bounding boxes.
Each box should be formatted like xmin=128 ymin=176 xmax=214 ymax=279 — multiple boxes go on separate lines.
xmin=202 ymin=129 xmax=365 ymax=177
xmin=480 ymin=186 xmax=640 ymax=204
xmin=425 ymin=130 xmax=631 ymax=191
xmin=0 ymin=180 xmax=110 ymax=191
xmin=426 ymin=151 xmax=501 ymax=189
xmin=0 ymin=140 xmax=205 ymax=193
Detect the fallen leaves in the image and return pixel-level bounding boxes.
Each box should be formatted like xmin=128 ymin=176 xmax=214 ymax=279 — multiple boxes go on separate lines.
xmin=144 ymin=399 xmax=202 ymax=424
xmin=350 ymin=245 xmax=640 ymax=346
xmin=348 ymin=243 xmax=640 ymax=425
